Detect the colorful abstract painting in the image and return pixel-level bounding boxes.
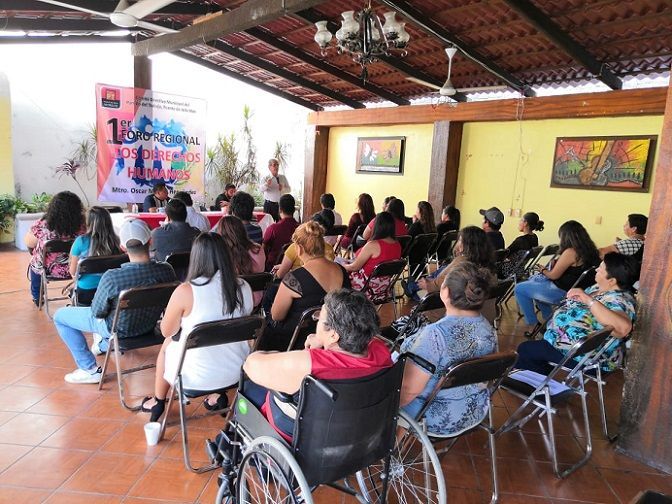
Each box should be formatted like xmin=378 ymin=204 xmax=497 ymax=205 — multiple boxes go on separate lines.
xmin=356 ymin=136 xmax=405 ymax=174
xmin=551 ymin=136 xmax=656 ymax=192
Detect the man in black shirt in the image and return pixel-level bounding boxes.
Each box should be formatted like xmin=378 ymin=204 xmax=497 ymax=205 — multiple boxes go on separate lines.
xmin=150 ymin=199 xmax=200 ymax=261
xmin=213 ymin=183 xmax=237 ymax=210
xmin=480 ymin=207 xmax=506 ymax=250
xmin=142 ymin=182 xmax=170 ymax=212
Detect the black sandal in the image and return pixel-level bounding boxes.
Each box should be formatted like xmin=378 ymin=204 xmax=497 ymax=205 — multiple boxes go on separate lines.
xmin=141 ymin=396 xmax=166 ymax=422
xmin=203 ymin=393 xmax=229 ymax=412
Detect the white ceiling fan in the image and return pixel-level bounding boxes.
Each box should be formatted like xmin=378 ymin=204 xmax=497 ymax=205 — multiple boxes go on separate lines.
xmin=407 ymin=47 xmax=509 ymax=96
xmin=33 ymin=0 xmax=178 ymax=33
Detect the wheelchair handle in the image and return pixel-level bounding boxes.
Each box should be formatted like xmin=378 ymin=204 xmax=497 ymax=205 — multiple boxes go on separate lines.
xmin=404 ymin=352 xmax=437 ymax=374
xmin=306 ymin=376 xmax=339 ymax=401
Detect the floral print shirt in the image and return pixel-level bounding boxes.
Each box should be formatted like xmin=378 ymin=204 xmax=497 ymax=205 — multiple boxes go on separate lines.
xmin=544 ymin=285 xmax=636 ymax=370
xmin=29 ymin=219 xmax=83 ymax=277
xmin=400 ymin=314 xmax=496 ymax=436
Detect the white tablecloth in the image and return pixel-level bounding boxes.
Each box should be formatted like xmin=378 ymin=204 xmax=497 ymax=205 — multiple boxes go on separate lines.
xmin=110 ymin=211 xmax=274 ymax=236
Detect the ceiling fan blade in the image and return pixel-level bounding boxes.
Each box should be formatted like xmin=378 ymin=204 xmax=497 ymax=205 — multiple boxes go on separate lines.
xmin=456 ymin=85 xmax=509 ymax=93
xmin=405 ymin=76 xmax=442 ymax=90
xmin=136 ymin=20 xmax=178 ymax=33
xmin=32 ymin=0 xmax=110 ymax=18
xmin=122 ymin=0 xmax=175 ymax=20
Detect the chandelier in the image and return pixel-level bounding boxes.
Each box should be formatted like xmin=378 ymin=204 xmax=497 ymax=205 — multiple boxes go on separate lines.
xmin=313 ymin=2 xmax=410 ymax=81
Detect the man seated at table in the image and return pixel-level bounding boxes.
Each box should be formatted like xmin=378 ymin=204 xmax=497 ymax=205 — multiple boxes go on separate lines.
xmin=150 ymin=199 xmax=200 ymax=261
xmin=230 ymin=191 xmax=263 ymax=244
xmin=599 ymin=213 xmax=647 ymax=258
xmin=53 ymin=219 xmax=176 ymax=384
xmin=143 ymin=182 xmax=170 ymax=212
xmin=263 ymin=194 xmax=299 ymax=270
xmin=480 ymin=206 xmax=506 ymax=250
xmin=213 ymin=183 xmax=236 ymax=211
xmin=172 ymin=191 xmax=209 ymax=232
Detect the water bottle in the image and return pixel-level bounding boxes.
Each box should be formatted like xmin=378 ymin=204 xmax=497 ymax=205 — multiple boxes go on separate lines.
xmin=131 ymin=203 xmax=138 ymax=214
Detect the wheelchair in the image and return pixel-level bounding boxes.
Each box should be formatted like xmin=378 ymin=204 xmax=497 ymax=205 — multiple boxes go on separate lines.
xmin=211 ymin=355 xmax=446 ymax=504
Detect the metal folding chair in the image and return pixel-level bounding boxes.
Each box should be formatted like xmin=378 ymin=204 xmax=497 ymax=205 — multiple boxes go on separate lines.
xmin=412 ymin=351 xmax=518 ymax=504
xmin=38 ymin=239 xmax=74 ymax=319
xmin=498 ymin=326 xmax=613 ymax=478
xmin=343 ymin=224 xmax=366 ymax=259
xmin=240 ymin=272 xmax=273 ymax=314
xmin=406 ymin=233 xmax=438 ymax=280
xmin=428 ymin=230 xmax=458 ymax=267
xmin=98 ymin=282 xmax=180 ymax=410
xmin=499 ymin=246 xmax=543 ymax=307
xmin=381 ymin=291 xmax=444 ymax=347
xmin=397 ymin=235 xmax=413 ymax=258
xmin=286 ymin=305 xmax=321 ymax=351
xmin=73 ymin=254 xmax=129 ymax=306
xmin=160 ymin=315 xmax=265 ymax=472
xmin=487 ymin=278 xmax=515 ymax=331
xmin=358 ymin=259 xmax=407 ymax=319
xmin=165 ymin=251 xmax=190 ymax=282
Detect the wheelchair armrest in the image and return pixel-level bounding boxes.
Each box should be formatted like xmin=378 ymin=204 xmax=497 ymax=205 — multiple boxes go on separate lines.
xmin=273 ymin=391 xmax=296 ymax=403
xmin=403 ymin=352 xmax=436 ymax=374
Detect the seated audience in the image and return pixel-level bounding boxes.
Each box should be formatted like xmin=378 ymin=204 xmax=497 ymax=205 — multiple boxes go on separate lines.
xmin=143 ymin=182 xmax=170 ymax=212
xmin=217 ymin=215 xmax=265 ymax=305
xmin=382 ymin=195 xmax=396 ymax=212
xmin=69 ymin=206 xmax=122 ymax=305
xmin=407 ymin=201 xmax=437 ymax=238
xmin=515 ymin=220 xmax=600 ymax=331
xmin=243 ymin=289 xmax=393 ymax=441
xmin=599 ymin=213 xmax=647 ymax=258
xmin=213 ymin=183 xmax=236 ymax=210
xmin=399 ymin=261 xmax=497 ymax=436
xmin=172 ymin=191 xmax=209 ymax=232
xmin=436 ymin=205 xmax=461 ymax=236
xmin=480 ymin=207 xmax=506 ymax=250
xmin=515 ymin=253 xmax=637 ymax=375
xmin=150 ymin=199 xmax=200 ymax=262
xmin=53 ymin=219 xmax=176 ymax=384
xmin=341 ymin=193 xmax=375 ymax=249
xmin=260 ymin=221 xmax=349 ymax=351
xmin=25 ymin=191 xmax=85 ymax=305
xmin=229 ymin=191 xmax=263 ymax=244
xmin=140 ymin=233 xmax=254 ymax=421
xmin=263 ymin=194 xmax=299 ymax=270
xmin=343 ymin=212 xmax=402 ymax=300
xmin=498 ymin=212 xmax=544 ymax=279
xmin=362 ymin=198 xmax=408 ymax=240
xmin=320 ymin=193 xmax=342 ymax=226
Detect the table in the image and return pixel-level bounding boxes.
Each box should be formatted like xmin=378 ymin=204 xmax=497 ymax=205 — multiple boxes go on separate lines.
xmin=111 ymin=211 xmax=273 ymax=236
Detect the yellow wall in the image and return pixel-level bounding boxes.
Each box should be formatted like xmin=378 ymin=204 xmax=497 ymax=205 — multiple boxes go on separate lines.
xmin=326 ymin=124 xmax=434 ymax=218
xmin=0 ymin=73 xmax=14 ymax=195
xmin=456 ymin=116 xmax=661 ymax=247
xmin=325 ymin=116 xmax=661 ymax=248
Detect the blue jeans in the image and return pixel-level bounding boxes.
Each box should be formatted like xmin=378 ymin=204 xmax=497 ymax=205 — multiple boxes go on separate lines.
xmin=404 ymin=264 xmax=448 ymax=300
xmin=54 ymin=307 xmax=111 ymax=371
xmin=30 ymin=269 xmax=41 ymax=301
xmin=515 ymin=340 xmax=567 ymax=375
xmin=514 ymin=275 xmax=566 ymax=325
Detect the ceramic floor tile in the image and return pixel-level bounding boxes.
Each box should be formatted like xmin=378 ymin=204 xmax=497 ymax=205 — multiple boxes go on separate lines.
xmin=598 ymin=467 xmax=672 ymax=503
xmin=0 ymin=486 xmax=51 ymax=503
xmin=0 ymin=364 xmax=38 ymax=385
xmin=28 ymin=388 xmax=104 ymax=416
xmin=44 ymin=492 xmax=124 ymax=504
xmin=128 ymin=458 xmax=210 ymax=501
xmin=101 ymin=423 xmax=167 ymax=457
xmin=0 ymin=384 xmax=53 ymax=412
xmin=537 ymin=462 xmax=619 ymax=503
xmin=0 ymin=446 xmax=91 ymax=489
xmin=41 ymin=417 xmax=126 ymax=451
xmin=472 ymin=455 xmax=549 ymax=498
xmin=0 ymin=412 xmax=70 ymax=445
xmin=15 ymin=367 xmax=71 ymax=388
xmin=63 ymin=452 xmax=154 ymax=495
xmin=0 ymin=443 xmax=32 ymax=472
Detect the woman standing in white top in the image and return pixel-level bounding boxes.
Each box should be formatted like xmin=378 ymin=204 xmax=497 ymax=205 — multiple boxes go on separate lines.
xmin=141 ymin=233 xmax=254 ymax=422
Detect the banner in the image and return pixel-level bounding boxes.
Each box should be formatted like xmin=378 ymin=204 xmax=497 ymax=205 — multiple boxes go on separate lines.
xmin=95 ymin=84 xmax=206 ymax=203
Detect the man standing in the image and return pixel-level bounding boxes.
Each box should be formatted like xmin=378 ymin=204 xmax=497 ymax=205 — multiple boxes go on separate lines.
xmin=213 ymin=183 xmax=237 ymax=211
xmin=261 ymin=158 xmax=291 ymax=222
xmin=480 ymin=207 xmax=506 ymax=250
xmin=53 ymin=219 xmax=176 ymax=384
xmin=150 ymin=199 xmax=200 ymax=261
xmin=142 ymin=182 xmax=170 ymax=212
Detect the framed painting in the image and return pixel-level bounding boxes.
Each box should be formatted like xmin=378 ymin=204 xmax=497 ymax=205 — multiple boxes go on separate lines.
xmin=550 ymin=135 xmax=656 ymax=192
xmin=356 ymin=136 xmax=406 ymax=174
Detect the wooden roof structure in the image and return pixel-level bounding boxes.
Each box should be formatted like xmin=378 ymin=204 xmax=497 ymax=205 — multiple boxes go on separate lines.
xmin=2 ymin=0 xmax=671 ymax=110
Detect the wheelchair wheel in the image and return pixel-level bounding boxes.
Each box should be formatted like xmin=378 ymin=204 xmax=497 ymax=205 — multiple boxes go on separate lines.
xmin=355 ymin=410 xmax=446 ymax=504
xmin=235 ymin=436 xmax=313 ymax=504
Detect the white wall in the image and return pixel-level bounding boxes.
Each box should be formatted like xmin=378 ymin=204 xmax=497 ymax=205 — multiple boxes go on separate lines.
xmin=1 ymin=42 xmax=308 ymax=207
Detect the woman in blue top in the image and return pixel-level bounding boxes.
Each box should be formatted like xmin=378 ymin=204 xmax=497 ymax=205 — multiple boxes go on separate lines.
xmin=399 ymin=260 xmax=497 ymax=437
xmin=68 ymin=207 xmax=122 ymax=304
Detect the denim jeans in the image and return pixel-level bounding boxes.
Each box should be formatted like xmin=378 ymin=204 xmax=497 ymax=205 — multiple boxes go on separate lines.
xmin=514 ymin=274 xmax=567 ymax=325
xmin=29 ymin=269 xmax=41 ymax=302
xmin=516 ymin=340 xmax=575 ymax=375
xmin=53 ymin=306 xmax=111 ymax=371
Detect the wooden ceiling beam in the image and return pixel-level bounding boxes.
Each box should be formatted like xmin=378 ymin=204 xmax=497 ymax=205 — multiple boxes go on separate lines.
xmin=131 ymin=0 xmax=327 ymax=57
xmin=501 ymin=0 xmax=622 ymax=90
xmin=377 ymin=0 xmax=536 ymax=97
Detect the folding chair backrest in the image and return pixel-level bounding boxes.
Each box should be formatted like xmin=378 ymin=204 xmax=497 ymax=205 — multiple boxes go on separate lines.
xmin=521 ymin=245 xmax=543 ymax=273
xmin=293 ymin=358 xmax=405 ymax=487
xmin=489 ymin=278 xmax=514 ymax=302
xmin=240 ymin=272 xmax=273 ymax=294
xmin=102 ymin=206 xmax=124 ymax=213
xmin=391 ymin=291 xmax=444 ymax=349
xmin=567 ymin=326 xmax=614 ymax=361
xmin=407 ymin=233 xmax=437 ymax=264
xmin=571 ymin=267 xmax=596 ymax=290
xmin=397 ymin=235 xmax=413 ymax=257
xmin=286 ymin=305 xmax=321 ymax=351
xmin=275 ymin=242 xmax=291 ymax=266
xmin=183 ymin=316 xmax=264 ymax=351
xmin=435 ymin=231 xmax=458 ymax=262
xmin=77 ymin=254 xmax=130 ymax=275
xmin=441 ymin=351 xmax=518 ymax=390
xmin=369 ymin=258 xmax=407 ymax=278
xmin=494 ymin=249 xmax=507 ymax=264
xmin=165 ymin=252 xmax=191 ymax=281
xmin=112 ymin=282 xmax=180 ymax=334
xmin=42 ymin=239 xmax=74 ymax=278
xmin=539 ymin=244 xmax=560 ymax=266
xmin=325 ymin=224 xmax=347 ymax=237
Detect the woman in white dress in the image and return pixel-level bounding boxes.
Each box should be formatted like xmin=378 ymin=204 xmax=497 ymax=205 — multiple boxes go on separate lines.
xmin=141 ymin=232 xmax=254 ymax=422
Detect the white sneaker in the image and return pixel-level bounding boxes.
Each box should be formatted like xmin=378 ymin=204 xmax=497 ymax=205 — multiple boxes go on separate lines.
xmin=91 ymin=333 xmax=105 ymax=356
xmin=64 ymin=367 xmax=102 ymax=384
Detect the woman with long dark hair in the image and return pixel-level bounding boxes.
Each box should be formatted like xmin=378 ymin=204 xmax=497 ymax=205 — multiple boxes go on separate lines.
xmin=408 ymin=201 xmax=437 ymax=237
xmin=437 ymin=206 xmax=461 ymax=235
xmin=25 ymin=191 xmax=85 ymax=305
xmin=498 ymin=211 xmax=544 ymax=279
xmin=362 ymin=198 xmax=409 ymax=240
xmin=515 ymin=220 xmax=600 ymax=330
xmin=68 ymin=206 xmax=121 ymax=304
xmin=141 ymin=233 xmax=254 ymax=421
xmin=341 ymin=193 xmax=376 ymax=249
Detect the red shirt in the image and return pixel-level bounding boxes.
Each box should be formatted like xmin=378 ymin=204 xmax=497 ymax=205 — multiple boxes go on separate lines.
xmin=310 ymin=338 xmax=393 ymax=380
xmin=356 ymin=239 xmax=402 ymax=278
xmin=366 ymin=218 xmax=408 ymax=238
xmin=263 ymin=217 xmax=299 ymax=269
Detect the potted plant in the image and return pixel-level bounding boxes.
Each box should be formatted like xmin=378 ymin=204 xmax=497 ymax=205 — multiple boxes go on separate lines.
xmin=0 ymin=194 xmax=21 ymax=243
xmin=14 ymin=192 xmax=52 ymax=251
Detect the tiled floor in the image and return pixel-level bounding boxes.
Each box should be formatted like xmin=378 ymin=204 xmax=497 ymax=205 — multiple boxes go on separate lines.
xmin=0 ymin=245 xmax=670 ymax=503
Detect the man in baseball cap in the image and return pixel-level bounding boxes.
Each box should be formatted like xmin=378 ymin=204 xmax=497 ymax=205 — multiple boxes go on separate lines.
xmin=53 ymin=219 xmax=176 ymax=384
xmin=479 ymin=207 xmax=506 ymax=250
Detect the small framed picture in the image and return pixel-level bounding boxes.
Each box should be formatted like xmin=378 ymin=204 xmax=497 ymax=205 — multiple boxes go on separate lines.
xmin=356 ymin=136 xmax=406 ymax=175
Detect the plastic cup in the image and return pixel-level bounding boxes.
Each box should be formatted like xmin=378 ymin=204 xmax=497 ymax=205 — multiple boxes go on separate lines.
xmin=144 ymin=422 xmax=161 ymax=446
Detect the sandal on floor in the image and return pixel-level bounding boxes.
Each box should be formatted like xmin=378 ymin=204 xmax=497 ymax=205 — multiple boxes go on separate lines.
xmin=141 ymin=396 xmax=166 ymax=422
xmin=203 ymin=393 xmax=229 ymax=412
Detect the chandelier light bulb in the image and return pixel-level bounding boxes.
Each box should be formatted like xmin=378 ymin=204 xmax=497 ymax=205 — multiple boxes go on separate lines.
xmin=382 ymin=11 xmax=401 ymax=36
xmin=313 ymin=21 xmax=332 ymax=48
xmin=341 ymin=11 xmax=359 ymax=37
xmin=396 ymin=22 xmax=410 ymax=45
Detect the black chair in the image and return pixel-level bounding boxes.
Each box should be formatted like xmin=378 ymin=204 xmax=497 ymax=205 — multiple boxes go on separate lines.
xmin=160 ymin=316 xmax=265 ymax=472
xmin=413 ymin=351 xmax=518 ymax=504
xmin=274 ymin=242 xmax=292 ymax=266
xmin=486 ymin=278 xmax=515 ymax=330
xmin=240 ymin=272 xmax=273 ymax=313
xmin=499 ymin=246 xmax=544 ymax=306
xmin=358 ymin=259 xmax=407 ymax=318
xmin=433 ymin=230 xmax=458 ymax=265
xmin=165 ymin=251 xmax=190 ymax=282
xmin=98 ymin=282 xmax=180 ymax=410
xmin=381 ymin=291 xmax=444 ymax=346
xmin=73 ymin=254 xmax=130 ymax=306
xmin=535 ymin=244 xmax=561 ymax=271
xmin=406 ymin=233 xmax=438 ymax=280
xmin=285 ymin=305 xmax=321 ymax=351
xmin=498 ymin=326 xmax=613 ymax=478
xmin=101 ymin=205 xmax=124 ymax=213
xmin=326 ymin=224 xmax=348 ymax=255
xmin=344 ymin=224 xmax=366 ymax=258
xmin=397 ymin=234 xmax=413 ymax=258
xmin=38 ymin=239 xmax=75 ymax=319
